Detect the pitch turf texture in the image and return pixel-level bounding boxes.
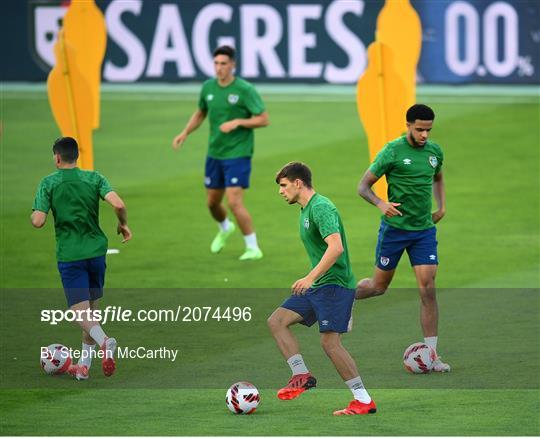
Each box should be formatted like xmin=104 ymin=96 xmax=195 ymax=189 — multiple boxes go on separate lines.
xmin=1 ymin=84 xmax=539 ymax=435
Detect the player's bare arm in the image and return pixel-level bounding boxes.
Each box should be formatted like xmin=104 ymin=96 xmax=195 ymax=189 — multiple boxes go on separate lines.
xmin=219 ymin=111 xmax=270 ymax=133
xmin=432 ymin=171 xmax=446 ymax=224
xmin=172 ymin=108 xmax=207 ymax=149
xmin=358 ymin=169 xmax=402 ymax=217
xmin=291 ymin=232 xmax=344 ymax=295
xmin=105 ymin=192 xmax=132 ymax=243
xmin=30 ymin=210 xmax=47 ymax=228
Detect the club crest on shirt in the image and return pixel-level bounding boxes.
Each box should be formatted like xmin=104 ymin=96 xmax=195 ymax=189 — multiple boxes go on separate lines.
xmin=380 ymin=256 xmax=390 ymax=266
xmin=228 ymin=94 xmax=239 ymax=104
xmin=207 ymin=94 xmax=214 ymax=101
xmin=429 ymin=156 xmax=438 ymax=168
xmin=303 ymin=218 xmax=310 ymax=229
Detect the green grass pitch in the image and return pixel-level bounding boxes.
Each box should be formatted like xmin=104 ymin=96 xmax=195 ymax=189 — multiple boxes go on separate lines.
xmin=0 ymin=85 xmax=539 ymax=435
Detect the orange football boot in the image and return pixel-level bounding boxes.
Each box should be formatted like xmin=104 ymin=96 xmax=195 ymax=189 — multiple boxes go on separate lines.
xmin=277 ymin=373 xmax=317 ymax=400
xmin=101 ymin=337 xmax=117 ymax=377
xmin=333 ymin=399 xmax=377 ymax=416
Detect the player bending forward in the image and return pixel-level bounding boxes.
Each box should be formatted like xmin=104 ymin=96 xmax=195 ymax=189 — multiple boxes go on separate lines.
xmin=268 ymin=162 xmax=376 ymax=416
xmin=32 ymin=137 xmax=132 ymax=380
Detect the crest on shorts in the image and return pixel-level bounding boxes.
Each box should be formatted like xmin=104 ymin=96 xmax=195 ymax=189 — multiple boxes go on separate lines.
xmin=228 ymin=94 xmax=239 ymax=104
xmin=380 ymin=256 xmax=390 ymax=266
xmin=429 ymin=156 xmax=438 ymax=168
xmin=303 ymin=218 xmax=310 ymax=229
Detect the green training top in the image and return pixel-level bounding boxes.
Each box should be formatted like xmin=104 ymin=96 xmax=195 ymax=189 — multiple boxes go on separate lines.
xmin=198 ymin=77 xmax=265 ymax=160
xmin=370 ymin=135 xmax=444 ymax=231
xmin=299 ymin=193 xmax=356 ymax=289
xmin=32 ymin=168 xmax=113 ymax=262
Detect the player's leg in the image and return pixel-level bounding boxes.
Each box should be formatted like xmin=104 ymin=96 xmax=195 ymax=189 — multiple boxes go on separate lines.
xmin=205 ymin=157 xmax=236 ymax=253
xmin=73 ymin=298 xmax=98 ymax=380
xmin=267 ymin=307 xmax=304 ymax=359
xmin=320 ymin=333 xmax=376 ymax=415
xmin=207 ymin=188 xmax=237 ymax=253
xmin=412 ymin=264 xmax=449 ymax=371
xmin=78 ymin=255 xmax=106 ymax=373
xmin=356 ymin=222 xmax=405 ymax=299
xmin=355 ymin=267 xmax=395 ymax=299
xmin=408 ymin=227 xmax=450 ymax=372
xmin=268 ymin=296 xmax=317 ymax=400
xmin=57 ymin=259 xmax=93 ymax=378
xmin=225 ymin=187 xmax=262 ymax=260
xmin=77 ymin=299 xmax=98 ymax=377
xmin=68 ymin=299 xmax=116 ymax=376
xmin=225 ymin=187 xmax=253 ymax=234
xmin=413 ymin=264 xmax=438 ymax=338
xmin=61 ymin=257 xmax=116 ymax=377
xmin=320 ymin=332 xmax=359 ymax=379
xmin=311 ymin=285 xmax=376 ymax=415
xmin=222 ymin=158 xmax=262 ymax=260
xmin=87 ymin=255 xmax=116 ymax=377
xmin=207 ymin=188 xmax=227 ymax=222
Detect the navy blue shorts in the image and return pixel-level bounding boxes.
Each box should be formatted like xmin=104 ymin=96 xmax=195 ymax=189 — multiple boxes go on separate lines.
xmin=375 ymin=221 xmax=438 ymax=271
xmin=204 ymin=157 xmax=251 ymax=189
xmin=281 ymin=284 xmax=355 ymax=333
xmin=57 ymin=255 xmax=106 ymax=307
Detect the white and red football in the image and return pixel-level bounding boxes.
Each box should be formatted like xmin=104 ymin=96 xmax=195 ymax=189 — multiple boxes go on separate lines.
xmin=403 ymin=342 xmax=436 ymax=373
xmin=225 ymin=381 xmax=260 ymax=414
xmin=40 ymin=343 xmax=72 ymax=375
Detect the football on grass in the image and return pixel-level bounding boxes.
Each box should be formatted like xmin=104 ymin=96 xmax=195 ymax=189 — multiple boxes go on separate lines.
xmin=403 ymin=342 xmax=436 ymax=373
xmin=225 ymin=381 xmax=260 ymax=414
xmin=40 ymin=343 xmax=72 ymax=375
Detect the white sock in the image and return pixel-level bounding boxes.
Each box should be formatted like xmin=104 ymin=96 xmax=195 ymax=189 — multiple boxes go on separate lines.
xmin=345 ymin=376 xmax=372 ymax=403
xmin=244 ymin=232 xmax=259 ymax=250
xmin=287 ymin=354 xmax=309 ymax=375
xmin=424 ymin=336 xmax=438 ymax=353
xmin=79 ymin=342 xmax=96 ymax=368
xmin=218 ymin=218 xmax=232 ymax=232
xmin=89 ymin=325 xmax=107 ymax=347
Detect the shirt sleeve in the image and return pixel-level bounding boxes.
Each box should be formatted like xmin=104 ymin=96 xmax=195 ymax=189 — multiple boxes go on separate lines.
xmin=435 ymin=149 xmax=444 ymax=175
xmin=32 ymin=179 xmax=51 ymax=213
xmin=313 ymin=203 xmax=340 ymax=239
xmin=244 ymin=86 xmax=265 ymax=115
xmin=97 ymin=173 xmax=113 ymax=199
xmin=369 ymin=145 xmax=394 ymax=177
xmin=198 ymin=85 xmax=208 ymax=112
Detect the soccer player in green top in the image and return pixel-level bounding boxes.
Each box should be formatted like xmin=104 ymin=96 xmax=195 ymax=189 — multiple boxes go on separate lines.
xmin=31 ymin=137 xmax=132 ymax=380
xmin=268 ymin=162 xmax=377 ymax=416
xmin=356 ymin=104 xmax=450 ymax=372
xmin=172 ymin=45 xmax=269 ymax=261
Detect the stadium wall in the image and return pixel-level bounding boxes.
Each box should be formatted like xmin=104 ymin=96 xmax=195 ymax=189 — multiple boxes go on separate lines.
xmin=2 ymin=0 xmax=539 ymax=84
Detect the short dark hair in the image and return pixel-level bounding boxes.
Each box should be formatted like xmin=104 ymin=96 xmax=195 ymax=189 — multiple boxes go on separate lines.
xmin=213 ymin=45 xmax=235 ymax=60
xmin=406 ymin=104 xmax=435 ymax=123
xmin=275 ymin=162 xmax=313 ymax=188
xmin=52 ymin=137 xmax=79 ymax=163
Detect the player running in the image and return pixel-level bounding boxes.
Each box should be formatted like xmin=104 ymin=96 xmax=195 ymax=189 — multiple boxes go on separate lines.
xmin=172 ymin=45 xmax=269 ymax=261
xmin=356 ymin=104 xmax=450 ymax=372
xmin=31 ymin=137 xmax=132 ymax=380
xmin=268 ymin=162 xmax=377 ymax=416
